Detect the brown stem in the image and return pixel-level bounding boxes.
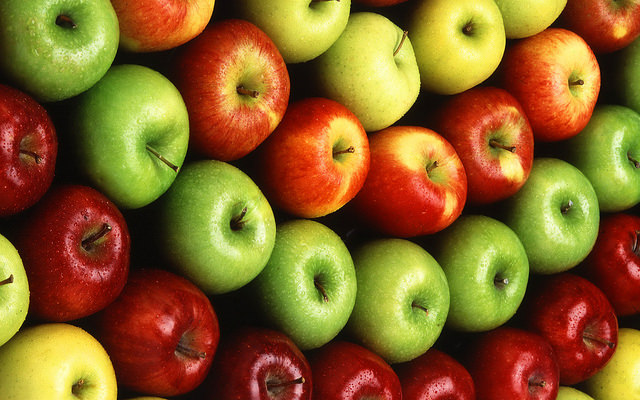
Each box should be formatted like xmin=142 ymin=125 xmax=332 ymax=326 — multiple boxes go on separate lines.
xmin=314 ymin=278 xmax=329 ymax=303
xmin=462 ymin=21 xmax=474 ymax=35
xmin=267 ymin=377 xmax=305 ymax=390
xmin=72 ymin=379 xmax=84 ymax=395
xmin=176 ymin=341 xmax=207 ymax=359
xmin=629 ymin=153 xmax=640 ymax=169
xmin=146 ymin=144 xmax=179 ymax=172
xmin=0 ymin=274 xmax=14 ymax=286
xmin=393 ymin=30 xmax=409 ymax=57
xmin=333 ymin=146 xmax=355 ymax=157
xmin=570 ymin=79 xmax=585 ymax=86
xmin=494 ymin=276 xmax=509 ymax=289
xmin=56 ymin=14 xmax=77 ymax=29
xmin=237 ymin=86 xmax=260 ymax=98
xmin=81 ymin=223 xmax=112 ymax=251
xmin=426 ymin=160 xmax=439 ymax=175
xmin=529 ymin=379 xmax=547 ymax=388
xmin=19 ymin=149 xmax=42 ymax=164
xmin=489 ymin=139 xmax=516 ymax=153
xmin=583 ymin=331 xmax=616 ymax=349
xmin=412 ymin=301 xmax=428 ymax=315
xmin=230 ymin=207 xmax=248 ymax=231
xmin=632 ymin=230 xmax=640 ymax=256
xmin=561 ymin=199 xmax=573 ymax=214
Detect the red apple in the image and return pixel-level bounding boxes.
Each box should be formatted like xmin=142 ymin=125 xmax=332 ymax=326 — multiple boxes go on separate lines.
xmin=500 ymin=28 xmax=601 ymax=142
xmin=308 ymin=340 xmax=402 ymax=400
xmin=349 ymin=125 xmax=467 ymax=237
xmin=394 ymin=348 xmax=476 ymax=400
xmin=581 ymin=213 xmax=640 ymax=316
xmin=436 ymin=86 xmax=534 ymax=205
xmin=110 ymin=0 xmax=215 ymax=52
xmin=0 ymin=83 xmax=57 ymax=217
xmin=13 ymin=184 xmax=129 ymax=322
xmin=254 ymin=97 xmax=370 ymax=219
xmin=466 ymin=327 xmax=560 ymax=400
xmin=92 ymin=268 xmax=220 ymax=397
xmin=559 ymin=0 xmax=640 ymax=54
xmin=521 ymin=273 xmax=618 ymax=385
xmin=172 ymin=18 xmax=290 ymax=162
xmin=204 ymin=326 xmax=312 ymax=399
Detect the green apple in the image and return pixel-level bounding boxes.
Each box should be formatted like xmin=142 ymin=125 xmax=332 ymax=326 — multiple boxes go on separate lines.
xmin=493 ymin=0 xmax=567 ymax=39
xmin=408 ymin=0 xmax=506 ymax=95
xmin=615 ymin=36 xmax=640 ymax=114
xmin=501 ymin=157 xmax=600 ymax=275
xmin=431 ymin=214 xmax=529 ymax=332
xmin=157 ymin=159 xmax=276 ymax=295
xmin=0 ymin=323 xmax=117 ymax=400
xmin=69 ymin=64 xmax=189 ymax=209
xmin=0 ymin=233 xmax=29 ymax=347
xmin=233 ymin=0 xmax=351 ymax=64
xmin=311 ymin=11 xmax=421 ymax=132
xmin=0 ymin=0 xmax=119 ymax=102
xmin=249 ymin=219 xmax=357 ymax=351
xmin=583 ymin=328 xmax=640 ymax=399
xmin=557 ymin=386 xmax=595 ymax=400
xmin=346 ymin=238 xmax=449 ymax=364
xmin=565 ymin=104 xmax=640 ymax=212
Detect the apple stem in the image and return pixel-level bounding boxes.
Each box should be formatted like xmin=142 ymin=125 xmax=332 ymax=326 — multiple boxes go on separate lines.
xmin=56 ymin=14 xmax=77 ymax=29
xmin=314 ymin=278 xmax=329 ymax=302
xmin=0 ymin=274 xmax=14 ymax=286
xmin=266 ymin=377 xmax=306 ymax=390
xmin=561 ymin=199 xmax=573 ymax=214
xmin=583 ymin=332 xmax=616 ymax=349
xmin=569 ymin=79 xmax=585 ymax=86
xmin=81 ymin=223 xmax=112 ymax=251
xmin=72 ymin=378 xmax=84 ymax=395
xmin=494 ymin=276 xmax=509 ymax=289
xmin=489 ymin=139 xmax=516 ymax=153
xmin=230 ymin=207 xmax=248 ymax=231
xmin=176 ymin=341 xmax=207 ymax=359
xmin=529 ymin=379 xmax=546 ymax=388
xmin=632 ymin=230 xmax=640 ymax=256
xmin=333 ymin=146 xmax=355 ymax=157
xmin=146 ymin=144 xmax=179 ymax=172
xmin=237 ymin=86 xmax=260 ymax=98
xmin=19 ymin=149 xmax=43 ymax=164
xmin=412 ymin=301 xmax=428 ymax=315
xmin=462 ymin=21 xmax=474 ymax=36
xmin=426 ymin=160 xmax=439 ymax=175
xmin=628 ymin=153 xmax=640 ymax=169
xmin=393 ymin=30 xmax=409 ymax=57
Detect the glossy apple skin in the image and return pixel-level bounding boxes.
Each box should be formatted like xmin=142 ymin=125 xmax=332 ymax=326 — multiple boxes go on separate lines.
xmin=0 ymin=84 xmax=57 ymax=217
xmin=394 ymin=348 xmax=475 ymax=400
xmin=500 ymin=28 xmax=600 ymax=142
xmin=522 ymin=273 xmax=618 ymax=385
xmin=204 ymin=326 xmax=312 ymax=399
xmin=581 ymin=213 xmax=640 ymax=316
xmin=350 ymin=125 xmax=466 ymax=237
xmin=255 ymin=97 xmax=370 ymax=219
xmin=92 ymin=268 xmax=220 ymax=397
xmin=13 ymin=184 xmax=129 ymax=322
xmin=308 ymin=340 xmax=402 ymax=400
xmin=172 ymin=18 xmax=290 ymax=162
xmin=465 ymin=327 xmax=560 ymax=400
xmin=436 ymin=86 xmax=534 ymax=205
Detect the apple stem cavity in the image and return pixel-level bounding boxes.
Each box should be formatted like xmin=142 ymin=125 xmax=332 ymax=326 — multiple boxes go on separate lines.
xmin=529 ymin=379 xmax=547 ymax=388
xmin=146 ymin=144 xmax=179 ymax=172
xmin=426 ymin=160 xmax=439 ymax=175
xmin=314 ymin=277 xmax=329 ymax=303
xmin=19 ymin=149 xmax=43 ymax=164
xmin=0 ymin=274 xmax=14 ymax=286
xmin=583 ymin=331 xmax=616 ymax=349
xmin=462 ymin=21 xmax=474 ymax=36
xmin=176 ymin=340 xmax=207 ymax=359
xmin=489 ymin=139 xmax=516 ymax=153
xmin=266 ymin=376 xmax=306 ymax=390
xmin=628 ymin=153 xmax=640 ymax=169
xmin=632 ymin=230 xmax=640 ymax=256
xmin=237 ymin=86 xmax=260 ymax=98
xmin=412 ymin=301 xmax=428 ymax=315
xmin=72 ymin=378 xmax=85 ymax=396
xmin=230 ymin=207 xmax=248 ymax=231
xmin=81 ymin=223 xmax=112 ymax=251
xmin=569 ymin=78 xmax=585 ymax=86
xmin=333 ymin=146 xmax=355 ymax=157
xmin=494 ymin=276 xmax=509 ymax=289
xmin=56 ymin=14 xmax=77 ymax=29
xmin=561 ymin=199 xmax=573 ymax=215
xmin=393 ymin=30 xmax=409 ymax=57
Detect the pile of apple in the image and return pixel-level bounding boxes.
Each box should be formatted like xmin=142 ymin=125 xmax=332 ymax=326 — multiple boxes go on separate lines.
xmin=2 ymin=0 xmax=640 ymax=399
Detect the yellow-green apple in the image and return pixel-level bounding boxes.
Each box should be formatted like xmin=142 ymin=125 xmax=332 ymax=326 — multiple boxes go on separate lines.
xmin=349 ymin=125 xmax=467 ymax=238
xmin=232 ymin=0 xmax=351 ymax=64
xmin=493 ymin=0 xmax=567 ymax=39
xmin=435 ymin=86 xmax=534 ymax=205
xmin=171 ymin=18 xmax=290 ymax=162
xmin=557 ymin=386 xmax=595 ymax=400
xmin=408 ymin=0 xmax=506 ymax=95
xmin=110 ymin=0 xmax=215 ymax=52
xmin=0 ymin=323 xmax=117 ymax=400
xmin=253 ymin=97 xmax=370 ymax=219
xmin=0 ymin=233 xmax=29 ymax=347
xmin=0 ymin=0 xmax=119 ymax=102
xmin=0 ymin=84 xmax=57 ymax=217
xmin=310 ymin=11 xmax=420 ymax=132
xmin=353 ymin=0 xmax=409 ymax=6
xmin=499 ymin=28 xmax=601 ymax=142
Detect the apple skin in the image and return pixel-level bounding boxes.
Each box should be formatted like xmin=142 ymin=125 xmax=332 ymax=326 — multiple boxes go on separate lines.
xmin=557 ymin=386 xmax=595 ymax=400
xmin=394 ymin=348 xmax=476 ymax=400
xmin=521 ymin=273 xmax=618 ymax=385
xmin=616 ymin=36 xmax=640 ymax=115
xmin=254 ymin=97 xmax=370 ymax=219
xmin=171 ymin=18 xmax=290 ymax=162
xmin=0 ymin=83 xmax=57 ymax=217
xmin=435 ymin=86 xmax=534 ymax=205
xmin=500 ymin=28 xmax=601 ymax=142
xmin=308 ymin=340 xmax=402 ymax=400
xmin=0 ymin=0 xmax=119 ymax=102
xmin=0 ymin=233 xmax=29 ymax=347
xmin=349 ymin=125 xmax=467 ymax=238
xmin=353 ymin=0 xmax=409 ymax=6
xmin=493 ymin=0 xmax=567 ymax=39
xmin=13 ymin=184 xmax=130 ymax=322
xmin=204 ymin=326 xmax=312 ymax=399
xmin=110 ymin=0 xmax=214 ymax=52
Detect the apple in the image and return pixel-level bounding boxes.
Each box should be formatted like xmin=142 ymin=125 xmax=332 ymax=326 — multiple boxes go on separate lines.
xmin=91 ymin=268 xmax=220 ymax=397
xmin=521 ymin=273 xmax=618 ymax=385
xmin=110 ymin=0 xmax=215 ymax=52
xmin=493 ymin=0 xmax=567 ymax=39
xmin=0 ymin=233 xmax=29 ymax=347
xmin=499 ymin=28 xmax=601 ymax=142
xmin=0 ymin=0 xmax=119 ymax=102
xmin=157 ymin=159 xmax=276 ymax=295
xmin=248 ymin=219 xmax=357 ymax=351
xmin=465 ymin=327 xmax=560 ymax=400
xmin=581 ymin=212 xmax=640 ymax=316
xmin=394 ymin=348 xmax=476 ymax=400
xmin=501 ymin=157 xmax=600 ymax=275
xmin=557 ymin=386 xmax=595 ymax=400
xmin=205 ymin=326 xmax=312 ymax=399
xmin=310 ymin=11 xmax=420 ymax=132
xmin=68 ymin=64 xmax=189 ymax=209
xmin=616 ymin=36 xmax=640 ymax=114
xmin=346 ymin=238 xmax=450 ymax=364
xmin=582 ymin=328 xmax=640 ymax=399
xmin=353 ymin=0 xmax=409 ymax=6
xmin=171 ymin=18 xmax=290 ymax=162
xmin=0 ymin=323 xmax=117 ymax=400
xmin=12 ymin=184 xmax=130 ymax=322
xmin=0 ymin=83 xmax=57 ymax=217
xmin=308 ymin=340 xmax=402 ymax=399
xmin=408 ymin=0 xmax=506 ymax=95
xmin=435 ymin=86 xmax=534 ymax=205
xmin=430 ymin=214 xmax=529 ymax=332
xmin=349 ymin=125 xmax=467 ymax=238
xmin=253 ymin=97 xmax=370 ymax=219
xmin=233 ymin=0 xmax=351 ymax=64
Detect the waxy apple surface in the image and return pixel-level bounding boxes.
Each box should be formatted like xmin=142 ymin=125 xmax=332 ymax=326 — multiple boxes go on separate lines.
xmin=0 ymin=233 xmax=29 ymax=347
xmin=493 ymin=0 xmax=567 ymax=39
